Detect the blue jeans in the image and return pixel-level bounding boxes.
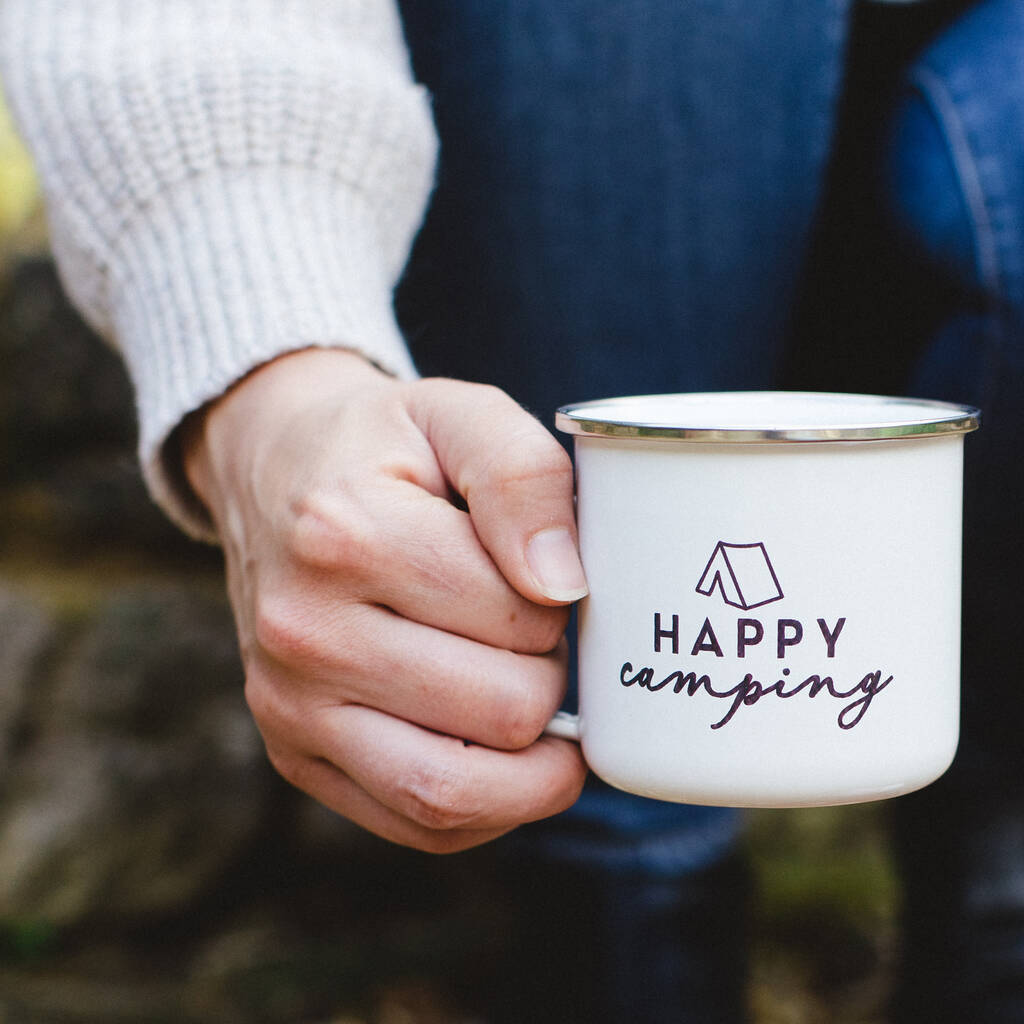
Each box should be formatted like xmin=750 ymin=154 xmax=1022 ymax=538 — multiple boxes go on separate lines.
xmin=879 ymin=3 xmax=1024 ymax=1020
xmin=395 ymin=0 xmax=849 ymax=858
xmin=393 ymin=1 xmax=1024 ymax=1020
xmin=786 ymin=0 xmax=1024 ymax=1018
xmin=394 ymin=3 xmax=851 ymax=1020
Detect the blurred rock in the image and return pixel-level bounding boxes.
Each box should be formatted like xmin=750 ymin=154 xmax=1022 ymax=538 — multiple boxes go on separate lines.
xmin=0 ymin=257 xmax=277 ymax=930
xmin=0 ymin=258 xmax=211 ymax=559
xmin=0 ymin=584 xmax=55 ymax=775
xmin=47 ymin=584 xmax=242 ymax=736
xmin=0 ymin=252 xmax=494 ymax=1020
xmin=0 ymin=259 xmax=134 ymax=466
xmin=6 ymin=454 xmax=164 ymax=552
xmin=0 ymin=584 xmax=273 ymax=925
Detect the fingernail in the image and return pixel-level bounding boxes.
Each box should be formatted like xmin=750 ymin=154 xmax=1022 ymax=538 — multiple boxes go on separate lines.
xmin=526 ymin=528 xmax=588 ymax=602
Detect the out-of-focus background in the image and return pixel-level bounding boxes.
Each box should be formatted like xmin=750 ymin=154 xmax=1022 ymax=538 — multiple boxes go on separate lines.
xmin=0 ymin=50 xmax=909 ymax=1016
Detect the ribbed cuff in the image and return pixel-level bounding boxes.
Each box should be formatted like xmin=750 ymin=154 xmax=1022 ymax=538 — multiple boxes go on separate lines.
xmin=110 ymin=164 xmax=419 ymax=541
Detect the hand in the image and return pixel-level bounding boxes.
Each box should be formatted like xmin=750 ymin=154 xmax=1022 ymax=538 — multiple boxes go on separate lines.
xmin=183 ymin=348 xmax=589 ymax=852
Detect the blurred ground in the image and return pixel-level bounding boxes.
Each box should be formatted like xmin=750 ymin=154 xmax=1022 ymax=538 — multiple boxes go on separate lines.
xmin=0 ymin=95 xmax=901 ymax=1024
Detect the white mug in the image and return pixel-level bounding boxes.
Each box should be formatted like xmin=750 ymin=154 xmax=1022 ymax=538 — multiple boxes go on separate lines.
xmin=546 ymin=391 xmax=980 ymax=808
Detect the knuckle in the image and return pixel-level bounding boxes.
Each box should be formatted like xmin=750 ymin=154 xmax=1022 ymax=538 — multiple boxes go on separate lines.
xmin=252 ymin=593 xmax=319 ymax=666
xmin=400 ymin=756 xmax=477 ymax=831
xmin=550 ymin=759 xmax=588 ymax=814
xmin=558 ymin=743 xmax=590 ymax=797
xmin=493 ymin=680 xmax=555 ymax=750
xmin=264 ymin=743 xmax=304 ymax=788
xmin=489 ymin=438 xmax=573 ymax=498
xmin=414 ymin=830 xmax=490 ymax=855
xmin=243 ymin=670 xmax=290 ymax=733
xmin=251 ymin=591 xmax=367 ymax=680
xmin=286 ymin=493 xmax=375 ymax=576
xmin=511 ymin=606 xmax=570 ymax=655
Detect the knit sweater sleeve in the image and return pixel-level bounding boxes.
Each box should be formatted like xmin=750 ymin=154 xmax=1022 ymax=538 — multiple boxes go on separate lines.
xmin=0 ymin=0 xmax=437 ymax=540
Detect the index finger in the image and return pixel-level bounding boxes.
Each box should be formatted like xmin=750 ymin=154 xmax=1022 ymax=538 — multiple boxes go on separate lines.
xmin=405 ymin=379 xmax=588 ymax=606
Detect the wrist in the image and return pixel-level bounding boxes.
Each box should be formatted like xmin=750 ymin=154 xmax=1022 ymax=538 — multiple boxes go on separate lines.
xmin=181 ymin=346 xmax=390 ymax=522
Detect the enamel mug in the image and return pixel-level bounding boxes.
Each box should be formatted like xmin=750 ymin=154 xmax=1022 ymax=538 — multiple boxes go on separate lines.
xmin=546 ymin=391 xmax=980 ymax=807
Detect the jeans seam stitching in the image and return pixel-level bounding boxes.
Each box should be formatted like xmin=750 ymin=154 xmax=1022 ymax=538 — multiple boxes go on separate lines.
xmin=907 ymin=63 xmax=1007 ymax=401
xmin=907 ymin=65 xmax=1000 ymax=306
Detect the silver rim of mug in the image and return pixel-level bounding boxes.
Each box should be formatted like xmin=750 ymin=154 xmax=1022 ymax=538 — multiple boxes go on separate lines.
xmin=555 ymin=391 xmax=981 ymax=443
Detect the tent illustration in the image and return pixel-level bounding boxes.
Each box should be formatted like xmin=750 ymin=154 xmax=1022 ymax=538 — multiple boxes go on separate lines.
xmin=695 ymin=541 xmax=784 ymax=610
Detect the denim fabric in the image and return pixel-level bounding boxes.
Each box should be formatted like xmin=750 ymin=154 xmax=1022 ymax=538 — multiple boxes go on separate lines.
xmin=394 ymin=1 xmax=852 ymax=880
xmin=386 ymin=0 xmax=1024 ymax=1019
xmin=389 ymin=8 xmax=852 ymax=1018
xmin=397 ymin=1 xmax=851 ymax=421
xmin=486 ymin=852 xmax=753 ymax=1024
xmin=880 ymin=3 xmax=1024 ymax=1019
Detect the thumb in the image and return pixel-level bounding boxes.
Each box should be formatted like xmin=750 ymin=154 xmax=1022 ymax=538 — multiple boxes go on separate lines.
xmin=406 ymin=379 xmax=588 ymax=606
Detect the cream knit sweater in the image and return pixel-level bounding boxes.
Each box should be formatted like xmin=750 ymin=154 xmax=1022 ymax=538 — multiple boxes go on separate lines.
xmin=0 ymin=0 xmax=437 ymax=539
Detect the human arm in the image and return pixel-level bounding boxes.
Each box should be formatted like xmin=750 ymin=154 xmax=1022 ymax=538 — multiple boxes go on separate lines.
xmin=0 ymin=0 xmax=588 ymax=851
xmin=0 ymin=0 xmax=433 ymax=536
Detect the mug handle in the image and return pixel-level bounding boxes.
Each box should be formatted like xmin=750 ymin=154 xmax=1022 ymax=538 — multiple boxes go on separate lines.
xmin=544 ymin=709 xmax=581 ymax=742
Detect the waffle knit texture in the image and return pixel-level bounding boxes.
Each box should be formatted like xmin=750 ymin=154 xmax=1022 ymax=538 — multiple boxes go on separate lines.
xmin=0 ymin=0 xmax=437 ymax=539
